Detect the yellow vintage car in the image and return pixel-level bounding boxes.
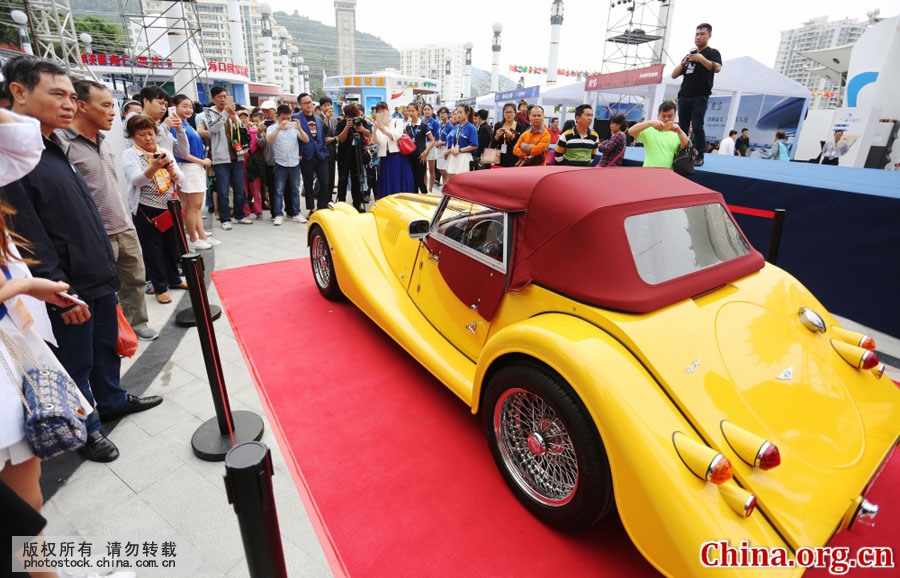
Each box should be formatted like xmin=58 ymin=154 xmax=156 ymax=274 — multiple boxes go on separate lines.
xmin=307 ymin=166 xmax=899 ymax=577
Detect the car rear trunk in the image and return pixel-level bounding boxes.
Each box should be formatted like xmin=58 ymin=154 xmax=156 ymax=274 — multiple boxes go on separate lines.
xmin=604 ymin=267 xmax=900 ymax=550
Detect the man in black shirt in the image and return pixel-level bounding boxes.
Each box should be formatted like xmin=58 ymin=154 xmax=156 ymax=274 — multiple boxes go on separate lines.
xmin=736 ymin=128 xmax=750 ymax=157
xmin=671 ymin=23 xmax=722 ymax=166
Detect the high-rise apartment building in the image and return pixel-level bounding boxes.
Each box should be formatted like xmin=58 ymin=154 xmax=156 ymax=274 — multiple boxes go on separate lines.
xmin=401 ymin=43 xmax=465 ymax=102
xmin=774 ymin=15 xmax=867 ymax=110
xmin=141 ymin=0 xmax=295 ymax=88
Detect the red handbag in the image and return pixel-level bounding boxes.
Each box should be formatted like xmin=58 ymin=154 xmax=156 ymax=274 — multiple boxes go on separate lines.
xmin=397 ymin=134 xmax=416 ymax=155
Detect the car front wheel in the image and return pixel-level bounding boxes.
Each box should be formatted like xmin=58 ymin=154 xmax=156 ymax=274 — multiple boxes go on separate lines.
xmin=309 ymin=225 xmax=342 ymax=300
xmin=483 ymin=361 xmax=613 ymax=530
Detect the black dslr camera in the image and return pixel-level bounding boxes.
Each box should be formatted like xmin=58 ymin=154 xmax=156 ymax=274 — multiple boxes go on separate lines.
xmin=352 ymin=117 xmax=363 ymax=127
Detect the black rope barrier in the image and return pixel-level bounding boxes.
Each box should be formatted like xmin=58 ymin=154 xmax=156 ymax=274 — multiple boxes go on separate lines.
xmin=224 ymin=442 xmax=288 ymax=578
xmin=167 ymin=198 xmax=222 ymax=327
xmin=182 ymin=252 xmax=264 ymax=461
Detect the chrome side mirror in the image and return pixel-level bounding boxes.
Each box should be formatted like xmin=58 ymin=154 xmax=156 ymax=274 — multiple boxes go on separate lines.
xmin=409 ymin=219 xmax=429 ymax=240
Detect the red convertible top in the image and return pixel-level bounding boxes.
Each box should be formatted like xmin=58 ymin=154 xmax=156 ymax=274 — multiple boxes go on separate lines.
xmin=441 ymin=166 xmax=765 ymax=313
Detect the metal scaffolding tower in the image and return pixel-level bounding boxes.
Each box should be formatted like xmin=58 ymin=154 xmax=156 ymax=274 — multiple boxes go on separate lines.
xmin=21 ymin=0 xmax=99 ymax=79
xmin=602 ymin=0 xmax=673 ymax=73
xmin=116 ymin=0 xmax=208 ymax=99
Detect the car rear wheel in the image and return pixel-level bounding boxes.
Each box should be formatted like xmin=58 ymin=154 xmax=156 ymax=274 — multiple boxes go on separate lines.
xmin=309 ymin=225 xmax=342 ymax=300
xmin=483 ymin=361 xmax=613 ymax=530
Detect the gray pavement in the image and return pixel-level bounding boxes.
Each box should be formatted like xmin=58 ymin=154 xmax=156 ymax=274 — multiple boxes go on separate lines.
xmin=43 ymin=209 xmax=333 ymax=578
xmin=40 ymin=197 xmax=900 ymax=578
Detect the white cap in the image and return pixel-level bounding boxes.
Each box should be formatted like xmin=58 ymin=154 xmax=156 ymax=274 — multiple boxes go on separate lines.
xmin=260 ymin=100 xmax=277 ymax=110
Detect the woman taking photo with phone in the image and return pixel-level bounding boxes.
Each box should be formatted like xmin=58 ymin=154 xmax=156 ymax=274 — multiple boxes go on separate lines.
xmin=372 ymin=101 xmax=413 ymax=199
xmin=123 ymin=114 xmax=186 ymax=304
xmin=170 ymin=95 xmax=217 ymax=250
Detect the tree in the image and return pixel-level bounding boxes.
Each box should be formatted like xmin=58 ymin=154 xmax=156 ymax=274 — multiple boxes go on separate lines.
xmin=74 ymin=16 xmax=127 ymax=54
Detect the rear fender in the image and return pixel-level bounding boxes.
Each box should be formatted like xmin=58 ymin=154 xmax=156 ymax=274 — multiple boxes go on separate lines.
xmin=475 ymin=314 xmax=797 ymax=577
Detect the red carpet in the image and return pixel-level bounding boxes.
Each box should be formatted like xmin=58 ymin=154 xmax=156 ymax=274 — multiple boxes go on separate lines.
xmin=213 ymin=259 xmax=899 ymax=577
xmin=214 ymin=259 xmax=658 ymax=577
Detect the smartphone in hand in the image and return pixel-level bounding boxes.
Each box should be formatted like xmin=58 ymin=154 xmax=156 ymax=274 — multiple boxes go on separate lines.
xmin=56 ymin=291 xmax=87 ymax=307
xmin=168 ymin=106 xmax=177 ymax=119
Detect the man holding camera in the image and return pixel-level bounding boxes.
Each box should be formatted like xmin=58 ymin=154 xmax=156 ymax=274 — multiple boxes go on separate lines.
xmin=336 ymin=103 xmax=371 ymax=213
xmin=206 ymin=86 xmax=253 ymax=230
xmin=671 ymin=23 xmax=722 ymax=167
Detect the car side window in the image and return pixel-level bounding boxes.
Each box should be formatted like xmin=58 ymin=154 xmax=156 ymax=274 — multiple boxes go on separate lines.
xmin=436 ymin=199 xmax=505 ymax=263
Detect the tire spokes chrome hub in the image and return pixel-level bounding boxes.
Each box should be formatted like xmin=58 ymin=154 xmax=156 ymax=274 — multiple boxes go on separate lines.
xmin=494 ymin=388 xmax=578 ymax=507
xmin=311 ymin=235 xmax=331 ymax=289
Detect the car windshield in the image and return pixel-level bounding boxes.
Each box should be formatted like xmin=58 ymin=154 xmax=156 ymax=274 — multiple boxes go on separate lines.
xmin=436 ymin=200 xmax=506 ymax=264
xmin=624 ymin=203 xmax=750 ymax=285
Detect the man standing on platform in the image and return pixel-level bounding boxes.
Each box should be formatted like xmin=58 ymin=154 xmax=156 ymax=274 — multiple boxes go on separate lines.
xmin=63 ymin=80 xmax=158 ymax=342
xmin=820 ymin=130 xmax=849 ymax=166
xmin=736 ymin=128 xmax=750 ymax=157
xmin=671 ymin=23 xmax=722 ymax=167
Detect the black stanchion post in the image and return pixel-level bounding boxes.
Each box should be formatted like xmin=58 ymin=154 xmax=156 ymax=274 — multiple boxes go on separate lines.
xmin=182 ymin=253 xmax=264 ymax=461
xmin=767 ymin=209 xmax=787 ymax=265
xmin=168 ymin=199 xmax=221 ymax=326
xmin=224 ymin=442 xmax=288 ymax=578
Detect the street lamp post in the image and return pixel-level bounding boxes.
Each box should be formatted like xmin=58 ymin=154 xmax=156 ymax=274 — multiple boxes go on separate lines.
xmin=463 ymin=41 xmax=473 ymax=99
xmin=259 ymin=3 xmax=276 ymax=85
xmin=547 ymin=0 xmax=564 ymax=85
xmin=278 ymin=29 xmax=291 ymax=96
xmin=79 ymin=32 xmax=93 ymax=54
xmin=491 ymin=22 xmax=502 ymax=93
xmin=10 ymin=10 xmax=33 ymax=55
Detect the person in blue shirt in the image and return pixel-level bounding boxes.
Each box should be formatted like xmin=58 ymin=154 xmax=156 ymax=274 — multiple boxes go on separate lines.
xmin=267 ymin=104 xmax=310 ymax=225
xmin=170 ymin=94 xmax=215 ymax=250
xmin=444 ymin=104 xmax=478 ymax=182
xmin=764 ymin=130 xmax=791 ymax=161
xmin=436 ymin=107 xmax=455 ymax=185
xmin=422 ymin=103 xmax=441 ymax=192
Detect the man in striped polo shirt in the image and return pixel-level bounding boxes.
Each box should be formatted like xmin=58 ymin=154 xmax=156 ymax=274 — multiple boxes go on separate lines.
xmin=554 ymin=104 xmax=599 ymax=167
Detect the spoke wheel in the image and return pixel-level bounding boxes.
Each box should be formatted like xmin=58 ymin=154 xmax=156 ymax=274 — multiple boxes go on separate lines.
xmin=483 ymin=362 xmax=613 ymax=530
xmin=309 ymin=225 xmax=342 ymax=300
xmin=495 ymin=388 xmax=578 ymax=506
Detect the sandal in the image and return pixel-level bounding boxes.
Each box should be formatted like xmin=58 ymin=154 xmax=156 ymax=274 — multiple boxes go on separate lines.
xmin=145 ymin=282 xmax=155 ymax=295
xmin=156 ymin=293 xmax=172 ymax=304
xmin=168 ymin=281 xmax=189 ymax=290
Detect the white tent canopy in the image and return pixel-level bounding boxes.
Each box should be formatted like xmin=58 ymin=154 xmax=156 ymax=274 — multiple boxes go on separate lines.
xmin=536 ymin=56 xmax=809 ymax=108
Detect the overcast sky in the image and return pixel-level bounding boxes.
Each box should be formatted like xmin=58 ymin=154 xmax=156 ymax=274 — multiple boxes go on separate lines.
xmin=268 ymin=0 xmax=896 ymax=84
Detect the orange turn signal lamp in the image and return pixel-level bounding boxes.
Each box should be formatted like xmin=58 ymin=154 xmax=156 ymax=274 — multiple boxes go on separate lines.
xmin=672 ymin=432 xmax=733 ymax=484
xmin=831 ymin=339 xmax=880 ymax=371
xmin=831 ymin=326 xmax=876 ymax=351
xmin=720 ymin=421 xmax=780 ymax=470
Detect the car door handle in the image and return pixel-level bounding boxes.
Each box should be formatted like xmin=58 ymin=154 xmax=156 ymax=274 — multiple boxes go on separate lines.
xmin=465 ymin=321 xmax=477 ymax=334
